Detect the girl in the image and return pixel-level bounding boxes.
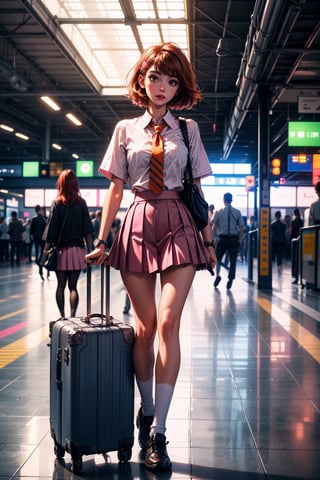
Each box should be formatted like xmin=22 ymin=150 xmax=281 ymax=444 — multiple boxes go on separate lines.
xmin=86 ymin=42 xmax=216 ymax=471
xmin=43 ymin=169 xmax=93 ymax=318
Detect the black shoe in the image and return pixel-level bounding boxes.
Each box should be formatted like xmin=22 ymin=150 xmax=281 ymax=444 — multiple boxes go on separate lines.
xmin=145 ymin=433 xmax=172 ymax=471
xmin=214 ymin=275 xmax=221 ymax=287
xmin=136 ymin=407 xmax=154 ymax=450
xmin=226 ymin=279 xmax=233 ymax=290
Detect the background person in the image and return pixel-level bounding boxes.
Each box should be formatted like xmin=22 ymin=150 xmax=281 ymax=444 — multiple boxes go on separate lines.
xmin=86 ymin=42 xmax=216 ymax=472
xmin=30 ymin=205 xmax=47 ymax=280
xmin=91 ymin=209 xmax=102 ymax=241
xmin=271 ymin=210 xmax=286 ymax=272
xmin=212 ymin=192 xmax=244 ymax=290
xmin=8 ymin=212 xmax=24 ymax=266
xmin=290 ymin=208 xmax=303 ymax=284
xmin=290 ymin=208 xmax=303 ymax=242
xmin=43 ymin=169 xmax=93 ymax=319
xmin=309 ymin=181 xmax=320 ymax=225
xmin=284 ymin=214 xmax=291 ymax=261
xmin=0 ymin=216 xmax=10 ymax=263
xmin=208 ymin=204 xmax=215 ymax=227
xmin=22 ymin=218 xmax=32 ymax=264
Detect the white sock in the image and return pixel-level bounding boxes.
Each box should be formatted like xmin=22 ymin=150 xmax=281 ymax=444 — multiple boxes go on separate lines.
xmin=150 ymin=383 xmax=174 ymax=436
xmin=136 ymin=378 xmax=154 ymax=416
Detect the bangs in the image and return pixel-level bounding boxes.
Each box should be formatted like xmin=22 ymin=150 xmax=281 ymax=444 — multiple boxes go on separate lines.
xmin=128 ymin=42 xmax=202 ymax=109
xmin=152 ymin=52 xmax=181 ymax=79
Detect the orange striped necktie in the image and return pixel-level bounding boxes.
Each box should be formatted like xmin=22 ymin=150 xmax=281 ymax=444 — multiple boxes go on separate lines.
xmin=149 ymin=122 xmax=166 ymax=194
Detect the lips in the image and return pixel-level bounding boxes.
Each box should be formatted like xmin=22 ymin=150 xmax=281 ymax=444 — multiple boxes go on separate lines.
xmin=156 ymin=95 xmax=165 ymax=100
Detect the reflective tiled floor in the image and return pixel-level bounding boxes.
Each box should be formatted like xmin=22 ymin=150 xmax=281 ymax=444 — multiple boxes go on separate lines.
xmin=0 ymin=260 xmax=320 ymax=479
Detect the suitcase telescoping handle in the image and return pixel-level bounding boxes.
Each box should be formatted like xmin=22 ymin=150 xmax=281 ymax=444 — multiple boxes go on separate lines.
xmin=83 ymin=263 xmax=113 ymax=325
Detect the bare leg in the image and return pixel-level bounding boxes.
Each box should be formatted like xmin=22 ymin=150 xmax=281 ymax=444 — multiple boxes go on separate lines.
xmin=121 ymin=271 xmax=157 ymax=382
xmin=122 ymin=264 xmax=196 ymax=437
xmin=156 ymin=265 xmax=196 ymax=385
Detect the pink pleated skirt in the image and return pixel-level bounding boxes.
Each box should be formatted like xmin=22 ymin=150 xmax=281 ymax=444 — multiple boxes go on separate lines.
xmin=108 ymin=190 xmax=208 ymax=273
xmin=56 ymin=246 xmax=87 ymax=271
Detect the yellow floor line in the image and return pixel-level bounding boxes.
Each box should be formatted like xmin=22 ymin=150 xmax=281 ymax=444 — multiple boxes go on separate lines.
xmin=0 ymin=326 xmax=48 ymax=368
xmin=0 ymin=308 xmax=27 ymax=322
xmin=0 ymin=279 xmax=124 ymax=368
xmin=258 ymin=297 xmax=320 ymax=363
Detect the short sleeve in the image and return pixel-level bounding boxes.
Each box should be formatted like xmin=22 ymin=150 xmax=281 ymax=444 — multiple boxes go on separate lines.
xmin=99 ymin=120 xmax=128 ymax=183
xmin=186 ymin=119 xmax=212 ymax=180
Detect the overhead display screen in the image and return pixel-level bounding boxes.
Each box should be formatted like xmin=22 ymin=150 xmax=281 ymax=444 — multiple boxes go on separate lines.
xmin=287 ymin=153 xmax=312 ymax=172
xmin=80 ymin=189 xmax=98 ymax=207
xmin=297 ymin=186 xmax=317 ymax=207
xmin=270 ymin=186 xmax=296 ymax=207
xmin=288 ymin=122 xmax=320 ymax=147
xmin=24 ymin=189 xmax=44 ymax=207
xmin=23 ymin=161 xmax=39 ymax=177
xmin=76 ymin=160 xmax=94 ymax=177
xmin=0 ymin=165 xmax=22 ymax=177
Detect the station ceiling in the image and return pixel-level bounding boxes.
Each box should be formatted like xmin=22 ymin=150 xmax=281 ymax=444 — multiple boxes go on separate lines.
xmin=0 ymin=0 xmax=319 ymax=182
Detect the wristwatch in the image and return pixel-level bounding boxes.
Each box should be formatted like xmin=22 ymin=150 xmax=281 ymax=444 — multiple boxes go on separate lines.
xmin=94 ymin=238 xmax=107 ymax=248
xmin=204 ymin=241 xmax=216 ymax=248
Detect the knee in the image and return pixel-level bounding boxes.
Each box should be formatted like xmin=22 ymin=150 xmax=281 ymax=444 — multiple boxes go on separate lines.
xmin=135 ymin=322 xmax=156 ymax=348
xmin=158 ymin=313 xmax=179 ymax=342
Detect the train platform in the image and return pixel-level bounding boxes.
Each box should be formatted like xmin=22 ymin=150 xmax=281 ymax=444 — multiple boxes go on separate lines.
xmin=0 ymin=260 xmax=319 ymax=479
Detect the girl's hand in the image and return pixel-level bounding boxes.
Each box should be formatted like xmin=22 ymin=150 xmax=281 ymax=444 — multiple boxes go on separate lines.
xmin=85 ymin=247 xmax=108 ymax=265
xmin=206 ymin=245 xmax=217 ymax=272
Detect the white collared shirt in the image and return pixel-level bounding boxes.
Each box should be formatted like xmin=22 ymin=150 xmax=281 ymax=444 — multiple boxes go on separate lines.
xmin=99 ymin=110 xmax=212 ymax=192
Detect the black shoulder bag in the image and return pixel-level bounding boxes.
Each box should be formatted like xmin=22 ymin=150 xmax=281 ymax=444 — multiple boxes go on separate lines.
xmin=179 ymin=118 xmax=209 ymax=231
xmin=41 ymin=207 xmax=68 ymax=271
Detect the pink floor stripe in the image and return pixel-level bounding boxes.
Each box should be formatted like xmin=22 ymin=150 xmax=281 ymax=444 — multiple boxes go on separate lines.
xmin=0 ymin=321 xmax=29 ymax=340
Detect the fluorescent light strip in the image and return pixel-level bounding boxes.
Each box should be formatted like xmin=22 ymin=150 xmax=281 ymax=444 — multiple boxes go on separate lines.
xmin=41 ymin=96 xmax=61 ymax=111
xmin=0 ymin=124 xmax=14 ymax=132
xmin=52 ymin=143 xmax=62 ymax=150
xmin=66 ymin=113 xmax=82 ymax=126
xmin=15 ymin=132 xmax=29 ymax=140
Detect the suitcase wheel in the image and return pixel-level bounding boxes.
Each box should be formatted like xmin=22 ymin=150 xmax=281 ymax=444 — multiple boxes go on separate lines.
xmin=71 ymin=455 xmax=83 ymax=473
xmin=117 ymin=446 xmax=132 ymax=463
xmin=54 ymin=442 xmax=65 ymax=459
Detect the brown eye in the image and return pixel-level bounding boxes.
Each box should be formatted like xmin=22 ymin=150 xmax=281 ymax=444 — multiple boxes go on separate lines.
xmin=149 ymin=74 xmax=159 ymax=82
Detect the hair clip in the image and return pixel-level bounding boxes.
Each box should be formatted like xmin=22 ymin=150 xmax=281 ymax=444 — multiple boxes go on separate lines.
xmin=141 ymin=61 xmax=148 ymax=71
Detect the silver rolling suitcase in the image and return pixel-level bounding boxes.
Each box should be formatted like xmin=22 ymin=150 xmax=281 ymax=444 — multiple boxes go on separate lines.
xmin=49 ymin=264 xmax=134 ymax=473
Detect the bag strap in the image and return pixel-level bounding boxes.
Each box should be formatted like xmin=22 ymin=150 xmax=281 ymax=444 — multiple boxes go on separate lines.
xmin=179 ymin=117 xmax=193 ymax=183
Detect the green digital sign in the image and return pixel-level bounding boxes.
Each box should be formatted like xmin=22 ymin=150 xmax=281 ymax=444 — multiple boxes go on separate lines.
xmin=22 ymin=161 xmax=39 ymax=177
xmin=288 ymin=122 xmax=320 ymax=147
xmin=76 ymin=160 xmax=94 ymax=177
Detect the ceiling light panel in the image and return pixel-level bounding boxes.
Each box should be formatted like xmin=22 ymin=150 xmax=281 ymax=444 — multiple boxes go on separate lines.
xmin=41 ymin=96 xmax=61 ymax=111
xmin=0 ymin=124 xmax=14 ymax=132
xmin=66 ymin=113 xmax=82 ymax=126
xmin=43 ymin=0 xmax=188 ymax=92
xmin=15 ymin=133 xmax=29 ymax=140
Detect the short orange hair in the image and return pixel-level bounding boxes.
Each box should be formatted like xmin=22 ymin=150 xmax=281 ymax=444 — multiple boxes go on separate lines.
xmin=127 ymin=42 xmax=202 ymax=110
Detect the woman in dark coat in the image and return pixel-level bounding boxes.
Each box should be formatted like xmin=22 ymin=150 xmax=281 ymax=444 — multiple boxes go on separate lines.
xmin=43 ymin=169 xmax=93 ymax=318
